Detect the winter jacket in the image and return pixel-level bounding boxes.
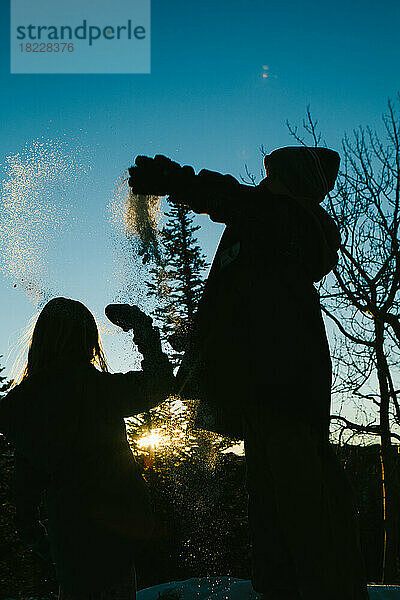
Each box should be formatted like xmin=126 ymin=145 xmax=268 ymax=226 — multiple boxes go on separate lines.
xmin=174 ymin=170 xmax=341 ymax=438
xmin=0 ymin=357 xmax=173 ymax=594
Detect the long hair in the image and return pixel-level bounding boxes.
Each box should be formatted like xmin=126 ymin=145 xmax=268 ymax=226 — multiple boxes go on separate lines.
xmin=21 ymin=297 xmax=108 ymax=380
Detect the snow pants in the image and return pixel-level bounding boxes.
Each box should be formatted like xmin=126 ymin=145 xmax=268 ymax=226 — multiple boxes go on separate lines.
xmin=243 ymin=390 xmax=369 ymax=600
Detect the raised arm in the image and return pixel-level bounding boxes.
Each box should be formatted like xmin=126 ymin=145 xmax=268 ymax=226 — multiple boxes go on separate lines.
xmin=128 ymin=154 xmax=258 ymax=224
xmin=104 ymin=304 xmax=175 ymax=417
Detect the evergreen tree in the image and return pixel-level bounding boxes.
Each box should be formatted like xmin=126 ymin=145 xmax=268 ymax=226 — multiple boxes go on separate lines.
xmin=136 ymin=199 xmax=211 ymax=452
xmin=146 ymin=201 xmax=208 ymax=343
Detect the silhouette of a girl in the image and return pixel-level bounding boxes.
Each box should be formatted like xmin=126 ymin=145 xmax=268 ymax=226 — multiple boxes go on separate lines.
xmin=0 ymin=297 xmax=174 ymax=600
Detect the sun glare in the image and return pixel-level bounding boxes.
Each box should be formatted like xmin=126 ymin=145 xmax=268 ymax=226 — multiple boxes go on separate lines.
xmin=137 ymin=430 xmax=164 ymax=449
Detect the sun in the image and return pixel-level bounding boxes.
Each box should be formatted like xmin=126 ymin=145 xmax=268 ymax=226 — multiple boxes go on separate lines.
xmin=136 ymin=430 xmax=164 ymax=450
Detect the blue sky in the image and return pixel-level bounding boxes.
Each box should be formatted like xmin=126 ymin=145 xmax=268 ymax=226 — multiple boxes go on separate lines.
xmin=1 ymin=0 xmax=399 ymax=377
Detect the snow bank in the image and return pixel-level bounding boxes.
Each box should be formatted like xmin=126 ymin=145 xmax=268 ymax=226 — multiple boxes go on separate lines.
xmin=137 ymin=577 xmax=261 ymax=600
xmin=137 ymin=577 xmax=400 ymax=599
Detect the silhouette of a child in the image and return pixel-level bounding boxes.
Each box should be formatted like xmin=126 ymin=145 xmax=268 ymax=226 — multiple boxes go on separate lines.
xmin=0 ymin=298 xmax=174 ymax=599
xmin=128 ymin=149 xmax=369 ymax=600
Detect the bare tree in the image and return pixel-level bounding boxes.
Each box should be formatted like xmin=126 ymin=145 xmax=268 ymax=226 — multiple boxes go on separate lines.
xmin=286 ymin=97 xmax=400 ymax=582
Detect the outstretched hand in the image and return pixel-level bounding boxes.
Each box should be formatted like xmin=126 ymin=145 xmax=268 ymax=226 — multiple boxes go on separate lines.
xmin=106 ymin=303 xmax=175 ymax=393
xmin=105 ymin=304 xmax=153 ymax=333
xmin=128 ymin=154 xmax=196 ymax=200
xmin=128 ymin=154 xmax=182 ymax=196
xmin=105 ymin=303 xmax=163 ymax=354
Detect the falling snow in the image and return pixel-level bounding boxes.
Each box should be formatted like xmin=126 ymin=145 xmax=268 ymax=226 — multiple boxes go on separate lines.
xmin=107 ymin=173 xmax=163 ymax=307
xmin=0 ymin=138 xmax=85 ymax=306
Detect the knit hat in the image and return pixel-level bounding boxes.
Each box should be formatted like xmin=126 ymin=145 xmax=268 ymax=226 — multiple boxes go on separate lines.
xmin=264 ymin=146 xmax=340 ymax=202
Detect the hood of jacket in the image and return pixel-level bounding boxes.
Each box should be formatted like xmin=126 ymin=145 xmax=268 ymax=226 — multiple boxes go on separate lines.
xmin=254 ymin=181 xmax=341 ymax=282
